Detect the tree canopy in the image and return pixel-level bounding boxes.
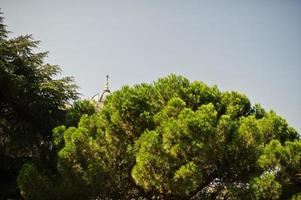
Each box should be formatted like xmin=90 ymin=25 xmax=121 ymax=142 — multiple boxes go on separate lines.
xmin=18 ymin=75 xmax=300 ymax=199
xmin=0 ymin=14 xmax=78 ymax=198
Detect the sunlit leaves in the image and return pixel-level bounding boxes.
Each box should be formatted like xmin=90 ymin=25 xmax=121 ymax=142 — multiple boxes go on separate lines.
xmin=173 ymin=161 xmax=203 ymax=195
xmin=221 ymin=91 xmax=251 ymax=118
xmin=258 ymin=111 xmax=298 ymax=143
xmin=16 ymin=74 xmax=300 ymax=199
xmin=132 ymin=98 xmax=218 ymax=196
xmin=250 ymin=172 xmax=282 ymax=200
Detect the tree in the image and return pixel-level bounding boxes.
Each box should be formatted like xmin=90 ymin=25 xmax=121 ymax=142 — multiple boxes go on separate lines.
xmin=18 ymin=100 xmax=98 ymax=200
xmin=18 ymin=74 xmax=300 ymax=199
xmin=0 ymin=14 xmax=78 ymax=198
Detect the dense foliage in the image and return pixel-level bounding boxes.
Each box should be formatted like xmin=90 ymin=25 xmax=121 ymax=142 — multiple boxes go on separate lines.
xmin=18 ymin=75 xmax=300 ymax=199
xmin=0 ymin=12 xmax=300 ymax=200
xmin=0 ymin=14 xmax=78 ymax=198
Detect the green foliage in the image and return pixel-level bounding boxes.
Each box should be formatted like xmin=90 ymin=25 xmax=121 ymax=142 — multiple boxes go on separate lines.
xmin=256 ymin=139 xmax=301 ymax=198
xmin=56 ymin=123 xmax=106 ymax=198
xmin=0 ymin=14 xmax=78 ymax=198
xmin=65 ymin=99 xmax=97 ymax=127
xmin=257 ymin=111 xmax=298 ymax=143
xmin=173 ymin=161 xmax=203 ymax=195
xmin=250 ymin=172 xmax=282 ymax=200
xmin=291 ymin=193 xmax=301 ymax=200
xmin=131 ymin=99 xmax=218 ymax=197
xmin=17 ymin=163 xmax=53 ymax=200
xmin=185 ymin=81 xmax=220 ymax=110
xmin=220 ymin=91 xmax=251 ymax=118
xmin=252 ymin=103 xmax=266 ymax=119
xmin=15 ymin=74 xmax=300 ymax=199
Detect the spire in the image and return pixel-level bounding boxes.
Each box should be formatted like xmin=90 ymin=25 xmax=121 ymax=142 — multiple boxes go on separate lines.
xmin=104 ymin=74 xmax=110 ymax=92
xmin=91 ymin=75 xmax=111 ymax=105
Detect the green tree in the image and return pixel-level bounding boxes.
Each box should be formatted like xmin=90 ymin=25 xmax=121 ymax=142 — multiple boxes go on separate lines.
xmin=0 ymin=14 xmax=78 ymax=198
xmin=17 ymin=75 xmax=300 ymax=199
xmin=18 ymin=100 xmax=98 ymax=200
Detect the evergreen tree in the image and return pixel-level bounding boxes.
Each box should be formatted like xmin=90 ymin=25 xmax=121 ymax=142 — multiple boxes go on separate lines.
xmin=0 ymin=13 xmax=78 ymax=198
xmin=19 ymin=75 xmax=300 ymax=199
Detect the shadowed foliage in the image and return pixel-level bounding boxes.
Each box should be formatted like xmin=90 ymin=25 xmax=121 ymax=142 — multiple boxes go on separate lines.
xmin=0 ymin=14 xmax=78 ymax=198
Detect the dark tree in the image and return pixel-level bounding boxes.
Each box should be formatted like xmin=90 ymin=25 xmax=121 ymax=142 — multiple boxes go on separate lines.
xmin=0 ymin=14 xmax=78 ymax=198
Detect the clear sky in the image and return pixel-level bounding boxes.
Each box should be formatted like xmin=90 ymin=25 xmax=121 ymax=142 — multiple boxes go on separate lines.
xmin=2 ymin=0 xmax=301 ymax=132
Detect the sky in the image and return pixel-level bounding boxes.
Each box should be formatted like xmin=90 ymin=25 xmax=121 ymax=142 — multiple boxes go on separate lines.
xmin=1 ymin=0 xmax=301 ymax=132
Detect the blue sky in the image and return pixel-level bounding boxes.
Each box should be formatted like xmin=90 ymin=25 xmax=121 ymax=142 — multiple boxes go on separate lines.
xmin=2 ymin=0 xmax=301 ymax=132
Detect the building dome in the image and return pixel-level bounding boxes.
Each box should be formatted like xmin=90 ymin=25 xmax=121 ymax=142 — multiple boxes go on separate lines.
xmin=91 ymin=75 xmax=111 ymax=106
